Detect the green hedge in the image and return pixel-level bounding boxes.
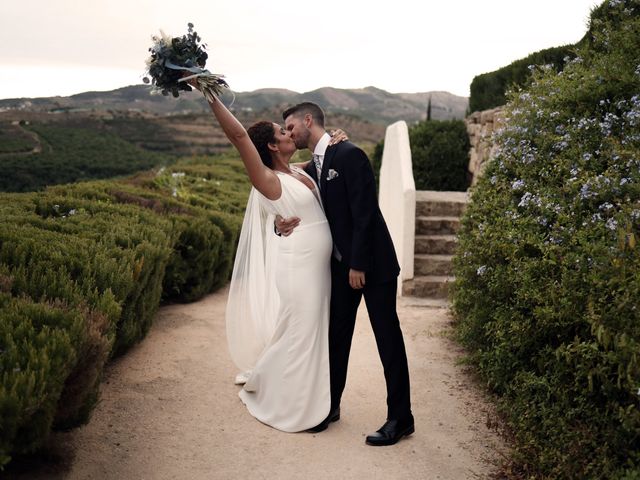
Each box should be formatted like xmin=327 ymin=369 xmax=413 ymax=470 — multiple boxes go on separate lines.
xmin=452 ymin=1 xmax=640 ymax=477
xmin=0 ymin=292 xmax=85 ymax=467
xmin=468 ymin=1 xmax=634 ymax=114
xmin=469 ymin=45 xmax=577 ymax=113
xmin=372 ymin=119 xmax=470 ymax=191
xmin=0 ymin=152 xmax=248 ymax=468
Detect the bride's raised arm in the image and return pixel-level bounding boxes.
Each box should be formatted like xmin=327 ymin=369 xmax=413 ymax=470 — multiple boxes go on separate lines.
xmin=200 ymin=93 xmax=281 ymax=200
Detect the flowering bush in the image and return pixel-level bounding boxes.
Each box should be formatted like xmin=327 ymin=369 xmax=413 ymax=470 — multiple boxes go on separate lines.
xmin=452 ymin=1 xmax=640 ymax=477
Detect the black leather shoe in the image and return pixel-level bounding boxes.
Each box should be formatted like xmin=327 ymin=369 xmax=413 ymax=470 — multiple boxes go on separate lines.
xmin=306 ymin=407 xmax=340 ymax=433
xmin=365 ymin=416 xmax=415 ymax=446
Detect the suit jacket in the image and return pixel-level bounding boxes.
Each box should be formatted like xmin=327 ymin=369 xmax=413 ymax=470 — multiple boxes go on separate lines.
xmin=305 ymin=141 xmax=400 ymax=284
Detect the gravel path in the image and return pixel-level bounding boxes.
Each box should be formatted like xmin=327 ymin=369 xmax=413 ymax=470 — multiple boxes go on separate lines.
xmin=6 ymin=287 xmax=507 ymax=480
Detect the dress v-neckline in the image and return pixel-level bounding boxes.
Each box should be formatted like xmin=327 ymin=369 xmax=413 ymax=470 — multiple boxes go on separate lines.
xmin=279 ymin=167 xmax=317 ymax=193
xmin=277 ymin=167 xmax=323 ymax=208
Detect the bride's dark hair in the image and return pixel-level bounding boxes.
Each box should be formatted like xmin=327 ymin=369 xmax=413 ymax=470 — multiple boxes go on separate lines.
xmin=247 ymin=121 xmax=275 ymax=169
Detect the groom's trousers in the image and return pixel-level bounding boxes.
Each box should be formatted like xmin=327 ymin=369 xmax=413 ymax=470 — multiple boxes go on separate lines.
xmin=329 ymin=257 xmax=412 ymax=421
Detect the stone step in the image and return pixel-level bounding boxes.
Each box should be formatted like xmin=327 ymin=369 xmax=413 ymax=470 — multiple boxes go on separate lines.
xmin=416 ymin=191 xmax=468 ymax=218
xmin=416 ymin=215 xmax=461 ymax=236
xmin=415 ymin=235 xmax=458 ymax=255
xmin=414 ymin=254 xmax=454 ymax=276
xmin=402 ymin=275 xmax=454 ymax=299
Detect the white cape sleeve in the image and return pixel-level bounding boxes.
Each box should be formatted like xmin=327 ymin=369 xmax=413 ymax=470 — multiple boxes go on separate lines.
xmin=225 ymin=188 xmax=280 ymax=375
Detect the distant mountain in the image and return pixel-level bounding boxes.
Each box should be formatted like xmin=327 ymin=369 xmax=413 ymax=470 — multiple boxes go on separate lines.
xmin=0 ymin=85 xmax=469 ymax=159
xmin=0 ymin=84 xmax=468 ymax=124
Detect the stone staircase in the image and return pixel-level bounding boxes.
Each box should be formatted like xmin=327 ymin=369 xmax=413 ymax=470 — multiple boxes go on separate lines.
xmin=402 ymin=191 xmax=468 ymax=300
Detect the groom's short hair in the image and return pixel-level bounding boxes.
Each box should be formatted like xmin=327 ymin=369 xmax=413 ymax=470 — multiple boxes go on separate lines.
xmin=282 ymin=102 xmax=325 ymax=128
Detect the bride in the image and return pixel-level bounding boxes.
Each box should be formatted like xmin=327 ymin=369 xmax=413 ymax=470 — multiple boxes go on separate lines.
xmin=193 ymin=84 xmax=345 ymax=432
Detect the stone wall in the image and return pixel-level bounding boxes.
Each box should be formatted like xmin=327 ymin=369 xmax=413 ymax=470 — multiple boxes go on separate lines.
xmin=465 ymin=107 xmax=504 ymax=186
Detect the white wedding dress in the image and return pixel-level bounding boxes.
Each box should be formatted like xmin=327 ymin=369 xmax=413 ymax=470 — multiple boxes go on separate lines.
xmin=225 ymin=168 xmax=332 ymax=432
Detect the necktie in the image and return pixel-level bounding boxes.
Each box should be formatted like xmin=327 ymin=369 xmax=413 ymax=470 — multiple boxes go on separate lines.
xmin=312 ymin=153 xmax=322 ymax=188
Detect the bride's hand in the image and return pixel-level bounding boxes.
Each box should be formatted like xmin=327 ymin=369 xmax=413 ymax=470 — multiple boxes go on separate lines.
xmin=329 ymin=129 xmax=349 ymax=145
xmin=182 ymin=72 xmax=200 ymax=91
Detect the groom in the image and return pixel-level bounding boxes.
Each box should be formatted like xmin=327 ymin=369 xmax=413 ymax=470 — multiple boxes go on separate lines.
xmin=277 ymin=102 xmax=414 ymax=446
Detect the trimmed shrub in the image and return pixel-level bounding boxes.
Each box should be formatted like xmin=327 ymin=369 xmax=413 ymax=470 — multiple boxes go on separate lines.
xmin=410 ymin=120 xmax=470 ymax=191
xmin=0 ymin=292 xmax=85 ymax=465
xmin=452 ymin=1 xmax=640 ymax=477
xmin=371 ymin=120 xmax=470 ymax=192
xmin=0 ymin=151 xmax=248 ymax=468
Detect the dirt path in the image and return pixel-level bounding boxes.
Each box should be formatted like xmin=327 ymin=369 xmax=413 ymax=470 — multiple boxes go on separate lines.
xmin=7 ymin=287 xmax=507 ymax=480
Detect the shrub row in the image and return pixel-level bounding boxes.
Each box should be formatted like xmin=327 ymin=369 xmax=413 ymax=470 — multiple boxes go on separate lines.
xmin=0 ymin=153 xmax=248 ymax=468
xmin=453 ymin=1 xmax=640 ymax=477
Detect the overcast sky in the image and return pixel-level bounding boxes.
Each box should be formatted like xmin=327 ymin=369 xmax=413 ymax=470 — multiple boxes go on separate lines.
xmin=0 ymin=0 xmax=600 ymax=100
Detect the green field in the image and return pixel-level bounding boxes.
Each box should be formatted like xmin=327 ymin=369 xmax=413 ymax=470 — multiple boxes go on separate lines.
xmin=0 ymin=123 xmax=175 ymax=192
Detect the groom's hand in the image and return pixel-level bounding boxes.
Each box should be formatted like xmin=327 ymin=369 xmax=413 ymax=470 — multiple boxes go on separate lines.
xmin=349 ymin=269 xmax=365 ymax=289
xmin=275 ymin=215 xmax=300 ymax=237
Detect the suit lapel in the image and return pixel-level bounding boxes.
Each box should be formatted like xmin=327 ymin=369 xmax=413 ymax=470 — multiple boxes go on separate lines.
xmin=304 ymin=160 xmax=318 ymax=185
xmin=320 ymin=145 xmax=336 ymax=206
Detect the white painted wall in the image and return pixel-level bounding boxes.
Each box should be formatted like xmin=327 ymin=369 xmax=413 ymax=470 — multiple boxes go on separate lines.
xmin=378 ymin=121 xmax=415 ymax=296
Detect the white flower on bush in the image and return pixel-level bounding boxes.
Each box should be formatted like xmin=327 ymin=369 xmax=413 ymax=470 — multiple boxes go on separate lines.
xmin=606 ymin=217 xmax=618 ymax=231
xmin=518 ymin=192 xmax=542 ymax=208
xmin=511 ymin=179 xmax=525 ymax=190
xmin=623 ymin=96 xmax=640 ymax=126
xmin=599 ymin=113 xmax=619 ymax=136
xmin=172 ymin=172 xmax=186 ymax=178
xmin=576 ymin=117 xmax=596 ymax=131
xmin=554 ymin=140 xmax=569 ymax=151
xmin=476 ymin=265 xmax=487 ymax=276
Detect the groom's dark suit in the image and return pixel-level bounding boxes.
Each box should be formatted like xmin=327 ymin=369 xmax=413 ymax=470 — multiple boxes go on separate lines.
xmin=305 ymin=140 xmax=412 ymax=421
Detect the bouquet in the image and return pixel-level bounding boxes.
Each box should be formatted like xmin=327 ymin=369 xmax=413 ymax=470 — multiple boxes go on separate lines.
xmin=143 ymin=23 xmax=229 ymax=102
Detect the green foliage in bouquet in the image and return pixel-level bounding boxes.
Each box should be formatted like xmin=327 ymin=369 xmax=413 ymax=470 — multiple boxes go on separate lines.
xmin=452 ymin=1 xmax=640 ymax=477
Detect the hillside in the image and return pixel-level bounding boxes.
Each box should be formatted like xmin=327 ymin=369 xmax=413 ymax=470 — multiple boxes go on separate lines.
xmin=0 ymin=84 xmax=467 ymax=192
xmin=0 ymin=84 xmax=468 ymax=124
